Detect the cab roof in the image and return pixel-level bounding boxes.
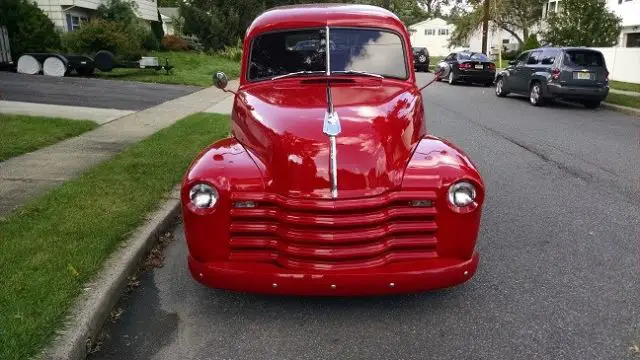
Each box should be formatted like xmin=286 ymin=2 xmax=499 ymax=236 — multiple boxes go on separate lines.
xmin=246 ymin=4 xmax=406 ymax=39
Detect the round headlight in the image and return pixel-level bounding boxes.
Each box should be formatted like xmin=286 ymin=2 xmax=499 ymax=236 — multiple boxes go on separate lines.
xmin=189 ymin=183 xmax=218 ymax=209
xmin=448 ymin=181 xmax=477 ymax=207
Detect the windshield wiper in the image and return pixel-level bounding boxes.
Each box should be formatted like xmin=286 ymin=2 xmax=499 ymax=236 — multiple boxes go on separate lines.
xmin=271 ymin=71 xmax=325 ymax=80
xmin=331 ymin=70 xmax=384 ymax=78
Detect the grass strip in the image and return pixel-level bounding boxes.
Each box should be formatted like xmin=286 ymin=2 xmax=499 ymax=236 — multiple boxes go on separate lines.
xmin=96 ymin=51 xmax=240 ymax=87
xmin=609 ymin=80 xmax=640 ymax=93
xmin=0 ymin=114 xmax=97 ymax=161
xmin=0 ymin=112 xmax=229 ymax=360
xmin=605 ymin=93 xmax=640 ymax=109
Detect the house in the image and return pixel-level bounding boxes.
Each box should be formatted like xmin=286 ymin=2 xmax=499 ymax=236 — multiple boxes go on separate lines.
xmin=35 ymin=0 xmax=158 ymax=32
xmin=408 ymin=18 xmax=455 ymax=56
xmin=542 ymin=0 xmax=640 ymax=47
xmin=159 ymin=7 xmax=179 ymax=35
xmin=466 ymin=22 xmax=526 ymax=56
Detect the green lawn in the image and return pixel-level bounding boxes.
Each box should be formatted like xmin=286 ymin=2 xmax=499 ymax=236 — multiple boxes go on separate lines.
xmin=0 ymin=114 xmax=97 ymax=162
xmin=96 ymin=51 xmax=241 ymax=87
xmin=605 ymin=93 xmax=640 ymax=109
xmin=609 ymin=80 xmax=640 ymax=93
xmin=0 ymin=113 xmax=229 ymax=360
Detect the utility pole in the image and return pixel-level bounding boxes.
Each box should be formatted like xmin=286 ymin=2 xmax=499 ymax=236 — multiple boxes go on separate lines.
xmin=481 ymin=0 xmax=490 ymax=54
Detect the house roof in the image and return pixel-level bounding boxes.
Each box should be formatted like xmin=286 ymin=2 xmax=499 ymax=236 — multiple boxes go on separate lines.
xmin=158 ymin=7 xmax=179 ymax=19
xmin=409 ymin=17 xmax=450 ymax=28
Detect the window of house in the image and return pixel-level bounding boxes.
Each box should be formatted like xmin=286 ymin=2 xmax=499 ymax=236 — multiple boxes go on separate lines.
xmin=438 ymin=28 xmax=449 ymax=36
xmin=626 ymin=33 xmax=640 ymax=47
xmin=66 ymin=14 xmax=88 ymax=31
xmin=424 ymin=29 xmax=435 ymax=36
xmin=548 ymin=1 xmax=557 ymax=14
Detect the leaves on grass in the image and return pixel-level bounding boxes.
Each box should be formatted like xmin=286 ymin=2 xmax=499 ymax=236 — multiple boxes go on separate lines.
xmin=67 ymin=264 xmax=80 ymax=277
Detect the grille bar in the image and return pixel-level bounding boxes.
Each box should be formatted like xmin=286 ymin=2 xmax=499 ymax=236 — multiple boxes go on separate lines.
xmin=228 ymin=191 xmax=439 ymax=269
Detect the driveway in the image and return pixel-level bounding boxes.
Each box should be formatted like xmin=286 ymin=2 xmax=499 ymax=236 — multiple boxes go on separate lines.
xmin=0 ymin=72 xmax=201 ymax=111
xmin=89 ymin=73 xmax=640 ymax=360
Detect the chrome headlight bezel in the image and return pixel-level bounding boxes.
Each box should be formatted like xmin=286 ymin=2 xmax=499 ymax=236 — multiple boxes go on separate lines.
xmin=447 ymin=181 xmax=477 ymax=208
xmin=189 ymin=183 xmax=219 ymax=209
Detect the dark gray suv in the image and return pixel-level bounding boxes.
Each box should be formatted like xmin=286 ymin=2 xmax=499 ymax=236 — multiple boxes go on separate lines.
xmin=495 ymin=47 xmax=609 ymax=108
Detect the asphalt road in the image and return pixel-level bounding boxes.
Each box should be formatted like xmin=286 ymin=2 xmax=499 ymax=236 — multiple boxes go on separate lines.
xmin=90 ymin=73 xmax=640 ymax=360
xmin=0 ymin=72 xmax=201 ymax=110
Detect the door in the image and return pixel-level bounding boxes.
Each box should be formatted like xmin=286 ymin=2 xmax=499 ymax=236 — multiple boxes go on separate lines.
xmin=509 ymin=51 xmax=532 ymax=93
xmin=523 ymin=50 xmax=543 ymax=87
xmin=439 ymin=52 xmax=457 ymax=78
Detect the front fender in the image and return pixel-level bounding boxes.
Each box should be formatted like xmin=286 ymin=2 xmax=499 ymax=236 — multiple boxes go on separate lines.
xmin=402 ymin=136 xmax=484 ymax=260
xmin=181 ymin=137 xmax=265 ymax=262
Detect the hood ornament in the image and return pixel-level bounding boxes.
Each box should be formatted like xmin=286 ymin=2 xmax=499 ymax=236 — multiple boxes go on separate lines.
xmin=323 ymin=25 xmax=340 ymax=199
xmin=324 ymin=85 xmax=340 ymax=199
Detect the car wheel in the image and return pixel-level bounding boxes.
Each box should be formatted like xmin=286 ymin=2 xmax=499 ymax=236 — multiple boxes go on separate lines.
xmin=495 ymin=77 xmax=508 ymax=97
xmin=582 ymin=100 xmax=601 ymax=109
xmin=529 ymin=82 xmax=544 ymax=106
xmin=418 ymin=54 xmax=427 ymax=63
xmin=448 ymin=71 xmax=456 ymax=85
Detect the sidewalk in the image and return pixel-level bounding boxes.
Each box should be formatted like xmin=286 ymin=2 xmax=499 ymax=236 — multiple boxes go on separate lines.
xmin=0 ymin=101 xmax=134 ymax=124
xmin=0 ymin=81 xmax=237 ymax=217
xmin=609 ymin=88 xmax=640 ymax=97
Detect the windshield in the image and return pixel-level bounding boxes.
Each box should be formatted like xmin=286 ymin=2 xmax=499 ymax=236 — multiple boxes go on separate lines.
xmin=457 ymin=52 xmax=490 ymax=61
xmin=564 ymin=50 xmax=605 ymax=67
xmin=248 ymin=28 xmax=408 ymax=81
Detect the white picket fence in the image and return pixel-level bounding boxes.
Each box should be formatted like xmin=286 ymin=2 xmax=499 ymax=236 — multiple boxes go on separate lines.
xmin=590 ymin=47 xmax=640 ymax=84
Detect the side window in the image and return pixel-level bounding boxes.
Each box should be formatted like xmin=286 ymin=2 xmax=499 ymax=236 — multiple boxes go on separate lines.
xmin=541 ymin=49 xmax=558 ymax=65
xmin=515 ymin=52 xmax=529 ymax=65
xmin=527 ymin=51 xmax=542 ymax=65
xmin=445 ymin=53 xmax=456 ymax=61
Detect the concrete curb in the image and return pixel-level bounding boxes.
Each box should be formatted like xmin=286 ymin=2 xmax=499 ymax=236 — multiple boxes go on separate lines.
xmin=601 ymin=102 xmax=640 ymax=117
xmin=39 ymin=190 xmax=181 ymax=360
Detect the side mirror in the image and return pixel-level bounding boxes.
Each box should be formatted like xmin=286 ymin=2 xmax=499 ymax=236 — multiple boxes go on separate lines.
xmin=213 ymin=71 xmax=228 ymax=90
xmin=508 ymin=60 xmax=517 ymax=66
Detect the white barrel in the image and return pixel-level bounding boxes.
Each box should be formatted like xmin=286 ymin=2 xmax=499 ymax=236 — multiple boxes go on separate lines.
xmin=16 ymin=55 xmax=41 ymax=75
xmin=43 ymin=56 xmax=67 ymax=77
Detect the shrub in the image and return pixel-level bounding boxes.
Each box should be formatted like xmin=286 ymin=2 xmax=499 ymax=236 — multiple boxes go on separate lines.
xmin=142 ymin=29 xmax=160 ymax=51
xmin=0 ymin=0 xmax=61 ymax=59
xmin=520 ymin=34 xmax=541 ymax=52
xmin=161 ymin=35 xmax=189 ymax=51
xmin=183 ymin=35 xmax=204 ymax=52
xmin=218 ymin=42 xmax=242 ymax=62
xmin=62 ymin=19 xmax=140 ymax=59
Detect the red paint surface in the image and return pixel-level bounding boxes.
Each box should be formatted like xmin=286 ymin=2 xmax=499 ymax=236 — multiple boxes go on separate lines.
xmin=181 ymin=4 xmax=485 ymax=296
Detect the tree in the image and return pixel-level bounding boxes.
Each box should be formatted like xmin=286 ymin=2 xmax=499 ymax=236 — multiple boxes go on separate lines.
xmin=0 ymin=0 xmax=61 ymax=59
xmin=151 ymin=10 xmax=165 ymax=41
xmin=180 ymin=0 xmax=452 ymax=51
xmin=521 ymin=34 xmax=540 ymax=51
xmin=96 ymin=0 xmax=139 ymax=28
xmin=542 ymin=0 xmax=621 ymax=47
xmin=448 ymin=0 xmax=545 ymax=48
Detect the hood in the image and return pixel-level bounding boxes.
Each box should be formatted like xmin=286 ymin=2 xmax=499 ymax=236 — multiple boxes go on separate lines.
xmin=232 ymin=79 xmax=424 ymax=199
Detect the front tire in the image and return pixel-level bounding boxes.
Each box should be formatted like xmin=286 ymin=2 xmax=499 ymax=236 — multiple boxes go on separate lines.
xmin=495 ymin=77 xmax=508 ymax=97
xmin=448 ymin=71 xmax=456 ymax=85
xmin=529 ymin=82 xmax=544 ymax=106
xmin=582 ymin=100 xmax=601 ymax=109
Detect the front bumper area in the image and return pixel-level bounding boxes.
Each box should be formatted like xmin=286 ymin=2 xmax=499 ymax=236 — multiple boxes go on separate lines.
xmin=188 ymin=252 xmax=479 ymax=296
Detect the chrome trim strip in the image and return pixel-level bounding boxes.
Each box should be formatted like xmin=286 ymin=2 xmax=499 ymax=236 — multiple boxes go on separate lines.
xmin=329 ymin=135 xmax=338 ymax=198
xmin=325 ymin=25 xmax=330 ymax=75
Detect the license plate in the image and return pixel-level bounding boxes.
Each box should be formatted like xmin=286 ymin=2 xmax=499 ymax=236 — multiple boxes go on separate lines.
xmin=475 ymin=65 xmax=484 ymax=70
xmin=575 ymin=72 xmax=591 ymax=80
